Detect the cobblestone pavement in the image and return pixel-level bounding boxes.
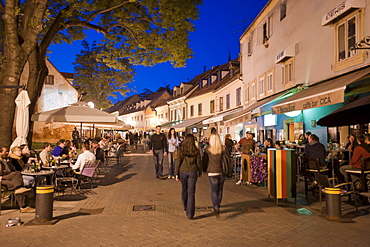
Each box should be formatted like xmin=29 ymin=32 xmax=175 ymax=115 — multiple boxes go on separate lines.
xmin=1 ymin=146 xmax=370 ymax=246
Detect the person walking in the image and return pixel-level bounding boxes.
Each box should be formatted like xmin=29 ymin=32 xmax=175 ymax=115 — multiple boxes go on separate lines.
xmin=203 ymin=133 xmax=227 ymax=217
xmin=149 ymin=125 xmax=168 ymax=179
xmin=167 ymin=128 xmax=179 ymax=179
xmin=175 ymin=134 xmax=202 ymax=219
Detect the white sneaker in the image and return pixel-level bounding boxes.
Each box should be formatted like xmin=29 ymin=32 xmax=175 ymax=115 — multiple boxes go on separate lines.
xmin=236 ymin=180 xmax=242 ymax=185
xmin=168 ymin=175 xmax=171 ymax=179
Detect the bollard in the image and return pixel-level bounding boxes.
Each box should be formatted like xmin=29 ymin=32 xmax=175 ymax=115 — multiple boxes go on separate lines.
xmin=325 ymin=187 xmax=341 ymax=220
xmin=35 ymin=185 xmax=54 ymax=222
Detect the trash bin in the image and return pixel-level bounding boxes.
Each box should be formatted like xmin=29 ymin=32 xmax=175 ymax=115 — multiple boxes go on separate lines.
xmin=35 ymin=185 xmax=54 ymax=221
xmin=325 ymin=187 xmax=341 ymax=220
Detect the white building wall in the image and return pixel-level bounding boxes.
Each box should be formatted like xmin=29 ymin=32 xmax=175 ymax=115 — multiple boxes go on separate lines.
xmin=241 ymin=0 xmax=370 ymax=104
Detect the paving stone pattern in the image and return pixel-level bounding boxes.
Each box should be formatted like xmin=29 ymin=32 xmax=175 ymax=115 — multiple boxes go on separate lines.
xmin=1 ymin=146 xmax=370 ymax=246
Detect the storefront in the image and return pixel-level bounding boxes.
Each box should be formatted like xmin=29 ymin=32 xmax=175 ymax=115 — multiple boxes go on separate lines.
xmin=272 ymin=66 xmax=370 ymax=146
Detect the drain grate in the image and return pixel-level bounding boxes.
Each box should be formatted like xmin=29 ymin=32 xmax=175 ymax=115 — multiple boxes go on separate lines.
xmin=133 ymin=205 xmax=155 ymax=211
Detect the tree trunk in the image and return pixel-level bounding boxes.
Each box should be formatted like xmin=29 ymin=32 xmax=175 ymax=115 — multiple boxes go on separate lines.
xmin=26 ymin=48 xmax=49 ymax=148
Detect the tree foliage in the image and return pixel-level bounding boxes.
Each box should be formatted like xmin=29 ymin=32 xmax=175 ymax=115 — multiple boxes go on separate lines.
xmin=0 ymin=0 xmax=202 ymax=146
xmin=73 ymin=41 xmax=135 ymax=109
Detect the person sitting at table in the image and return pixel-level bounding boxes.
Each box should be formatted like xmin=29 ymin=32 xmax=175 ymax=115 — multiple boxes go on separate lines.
xmin=62 ymin=140 xmax=72 ymax=156
xmin=71 ymin=143 xmax=96 ymax=172
xmin=274 ymin=141 xmax=283 ymax=150
xmin=91 ymin=140 xmax=105 ymax=164
xmin=260 ymin=138 xmax=273 ymax=153
xmin=301 ymin=132 xmax=312 ymax=145
xmin=1 ymin=147 xmax=35 ymax=213
xmin=9 ymin=146 xmax=35 ymax=188
xmin=345 ymin=134 xmax=358 ymax=152
xmin=339 ymin=135 xmax=370 ymax=187
xmin=364 ymin=134 xmax=370 ymax=147
xmin=303 ymin=134 xmax=326 ymax=168
xmin=39 ymin=142 xmax=53 ymax=166
xmin=52 ymin=139 xmax=66 ymax=157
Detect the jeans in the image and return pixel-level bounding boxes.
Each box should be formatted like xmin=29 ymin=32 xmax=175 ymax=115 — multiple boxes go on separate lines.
xmin=153 ymin=150 xmax=164 ymax=177
xmin=168 ymin=152 xmax=176 ymax=177
xmin=208 ymin=175 xmax=226 ymax=211
xmin=180 ymin=171 xmax=198 ymax=218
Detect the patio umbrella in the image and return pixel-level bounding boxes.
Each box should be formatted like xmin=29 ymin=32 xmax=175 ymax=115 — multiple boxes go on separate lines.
xmin=10 ymin=90 xmax=31 ymax=148
xmin=31 ymin=102 xmax=118 ymax=124
xmin=317 ymin=95 xmax=370 ymax=127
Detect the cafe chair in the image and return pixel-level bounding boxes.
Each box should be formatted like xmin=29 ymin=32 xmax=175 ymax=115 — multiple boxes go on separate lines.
xmin=345 ymin=157 xmax=370 ymax=192
xmin=304 ymin=157 xmax=329 ymax=199
xmin=314 ymin=173 xmax=358 ymax=213
xmin=77 ymin=161 xmax=98 ymax=190
xmin=0 ymin=180 xmax=15 ymax=215
xmin=55 ymin=175 xmax=79 ymax=199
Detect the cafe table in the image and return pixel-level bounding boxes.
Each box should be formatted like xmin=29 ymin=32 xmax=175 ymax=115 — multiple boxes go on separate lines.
xmin=326 ymin=148 xmax=351 ymax=183
xmin=42 ymin=164 xmax=69 ymax=184
xmin=21 ymin=170 xmax=55 ymax=185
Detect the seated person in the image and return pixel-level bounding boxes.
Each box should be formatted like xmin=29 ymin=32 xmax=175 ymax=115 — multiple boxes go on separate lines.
xmin=39 ymin=142 xmax=53 ymax=166
xmin=91 ymin=140 xmax=105 ymax=164
xmin=0 ymin=147 xmax=35 ymax=213
xmin=274 ymin=141 xmax=283 ymax=150
xmin=62 ymin=140 xmax=72 ymax=156
xmin=51 ymin=139 xmax=66 ymax=157
xmin=340 ymin=135 xmax=370 ymax=185
xmin=304 ymin=134 xmax=326 ymax=168
xmin=261 ymin=138 xmax=273 ymax=153
xmin=301 ymin=132 xmax=311 ymax=145
xmin=71 ymin=143 xmax=96 ymax=172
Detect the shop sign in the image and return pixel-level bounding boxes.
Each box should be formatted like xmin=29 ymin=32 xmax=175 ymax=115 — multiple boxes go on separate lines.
xmin=322 ymin=0 xmax=365 ymax=26
xmin=275 ymin=44 xmax=296 ymax=64
xmin=272 ymin=90 xmax=344 ymax=114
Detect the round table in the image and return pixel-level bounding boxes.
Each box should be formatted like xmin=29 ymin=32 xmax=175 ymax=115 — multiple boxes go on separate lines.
xmin=21 ymin=170 xmax=55 ymax=186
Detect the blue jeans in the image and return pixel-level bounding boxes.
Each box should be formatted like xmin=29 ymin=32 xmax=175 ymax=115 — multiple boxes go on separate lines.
xmin=180 ymin=171 xmax=198 ymax=218
xmin=168 ymin=152 xmax=176 ymax=177
xmin=153 ymin=150 xmax=164 ymax=177
xmin=208 ymin=175 xmax=226 ymax=211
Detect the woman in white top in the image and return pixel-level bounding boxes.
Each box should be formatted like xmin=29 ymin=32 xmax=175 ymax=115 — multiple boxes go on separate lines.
xmin=167 ymin=128 xmax=179 ymax=179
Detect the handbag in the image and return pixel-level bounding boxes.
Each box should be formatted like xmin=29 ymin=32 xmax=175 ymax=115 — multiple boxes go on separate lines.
xmin=174 ymin=150 xmax=178 ymax=160
xmin=221 ymin=147 xmax=232 ymax=177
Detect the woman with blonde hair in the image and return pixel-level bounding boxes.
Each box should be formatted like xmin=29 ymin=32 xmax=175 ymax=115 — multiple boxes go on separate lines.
xmin=175 ymin=134 xmax=202 ymax=219
xmin=203 ymin=133 xmax=227 ymax=217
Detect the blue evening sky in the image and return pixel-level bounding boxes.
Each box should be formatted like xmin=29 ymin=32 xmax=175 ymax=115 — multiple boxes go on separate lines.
xmin=48 ymin=0 xmax=269 ymax=104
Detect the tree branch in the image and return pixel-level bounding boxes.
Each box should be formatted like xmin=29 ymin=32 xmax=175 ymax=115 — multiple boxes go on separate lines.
xmin=62 ymin=20 xmax=108 ymax=35
xmin=86 ymin=0 xmax=132 ymax=22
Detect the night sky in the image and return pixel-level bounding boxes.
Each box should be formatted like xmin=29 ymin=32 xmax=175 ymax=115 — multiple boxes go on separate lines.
xmin=48 ymin=0 xmax=269 ymax=104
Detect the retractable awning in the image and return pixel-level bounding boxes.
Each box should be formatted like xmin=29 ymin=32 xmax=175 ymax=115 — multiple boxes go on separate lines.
xmin=171 ymin=116 xmax=211 ymax=132
xmin=272 ymin=67 xmax=370 ymax=115
xmin=224 ymin=92 xmax=286 ymax=125
xmin=202 ymin=107 xmax=242 ymax=125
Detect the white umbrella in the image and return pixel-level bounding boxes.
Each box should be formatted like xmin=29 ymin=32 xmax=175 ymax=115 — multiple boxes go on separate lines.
xmin=10 ymin=90 xmax=31 ymax=148
xmin=31 ymin=102 xmax=118 ymax=124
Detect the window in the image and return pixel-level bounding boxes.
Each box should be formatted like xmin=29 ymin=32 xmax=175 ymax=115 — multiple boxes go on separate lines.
xmin=259 ymin=77 xmax=265 ymax=96
xmin=210 ymin=100 xmax=215 ymax=113
xmin=263 ymin=14 xmax=273 ymax=43
xmin=198 ymin=103 xmax=202 ymax=116
xmin=170 ymin=110 xmax=173 ymax=121
xmin=226 ymin=94 xmax=230 ymax=110
xmin=282 ymin=59 xmax=294 ymax=85
xmin=280 ymin=0 xmax=286 ymax=21
xmin=247 ymin=36 xmax=253 ymax=56
xmin=174 ymin=109 xmax=177 ymax=121
xmin=251 ymin=83 xmax=256 ymax=100
xmin=190 ymin=105 xmax=194 ymax=117
xmin=45 ymin=75 xmax=54 ymax=85
xmin=236 ymin=87 xmax=241 ymax=106
xmin=141 ymin=115 xmax=143 ymax=122
xmin=219 ymin=97 xmax=224 ymax=111
xmin=180 ymin=87 xmax=184 ymax=94
xmin=165 ymin=113 xmax=168 ymax=121
xmin=267 ymin=72 xmax=273 ymax=92
xmin=244 ymin=86 xmax=249 ymax=103
xmin=182 ymin=107 xmax=186 ymax=120
xmin=337 ymin=15 xmax=357 ymax=62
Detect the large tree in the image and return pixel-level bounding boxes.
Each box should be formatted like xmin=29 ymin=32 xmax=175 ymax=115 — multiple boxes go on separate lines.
xmin=73 ymin=41 xmax=134 ymax=109
xmin=0 ymin=0 xmax=201 ymax=147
